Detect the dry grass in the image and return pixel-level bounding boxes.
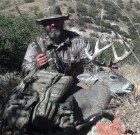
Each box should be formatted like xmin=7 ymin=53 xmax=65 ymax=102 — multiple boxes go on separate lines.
xmin=121 ymin=64 xmax=140 ymax=93
xmin=0 ymin=0 xmax=72 ymax=16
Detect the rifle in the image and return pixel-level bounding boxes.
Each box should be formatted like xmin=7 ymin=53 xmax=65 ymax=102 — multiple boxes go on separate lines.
xmin=15 ymin=6 xmax=59 ymax=72
xmin=15 ymin=5 xmax=43 ymax=54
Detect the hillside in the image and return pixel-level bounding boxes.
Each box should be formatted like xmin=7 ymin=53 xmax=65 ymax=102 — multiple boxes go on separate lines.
xmin=0 ymin=0 xmax=140 ymax=71
xmin=0 ymin=1 xmax=140 ymax=135
xmin=0 ymin=0 xmax=140 ymax=39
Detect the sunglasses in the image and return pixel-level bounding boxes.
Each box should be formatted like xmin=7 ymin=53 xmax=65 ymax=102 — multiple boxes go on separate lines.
xmin=42 ymin=18 xmax=63 ymax=26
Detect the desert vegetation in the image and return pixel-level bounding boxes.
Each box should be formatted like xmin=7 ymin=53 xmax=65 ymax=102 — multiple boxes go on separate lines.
xmin=0 ymin=0 xmax=140 ymax=72
xmin=0 ymin=0 xmax=140 ymax=134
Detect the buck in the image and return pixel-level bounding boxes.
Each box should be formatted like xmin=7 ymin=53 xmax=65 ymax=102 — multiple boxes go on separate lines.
xmin=68 ymin=35 xmax=134 ymax=133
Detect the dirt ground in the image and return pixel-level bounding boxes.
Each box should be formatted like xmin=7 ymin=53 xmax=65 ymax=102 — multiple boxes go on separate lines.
xmin=116 ymin=64 xmax=140 ymax=135
xmin=108 ymin=90 xmax=140 ymax=135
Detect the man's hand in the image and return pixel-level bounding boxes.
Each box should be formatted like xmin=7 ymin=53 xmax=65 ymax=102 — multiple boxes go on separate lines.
xmin=36 ymin=54 xmax=48 ymax=68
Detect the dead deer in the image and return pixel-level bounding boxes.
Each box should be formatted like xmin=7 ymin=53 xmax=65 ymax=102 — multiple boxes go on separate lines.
xmin=69 ymin=34 xmax=134 ymax=133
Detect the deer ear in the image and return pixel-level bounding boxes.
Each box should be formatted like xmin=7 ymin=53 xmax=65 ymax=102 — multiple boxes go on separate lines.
xmin=76 ymin=81 xmax=91 ymax=90
xmin=77 ymin=73 xmax=91 ymax=82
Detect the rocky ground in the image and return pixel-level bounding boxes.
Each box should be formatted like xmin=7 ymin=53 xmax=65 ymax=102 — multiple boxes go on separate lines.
xmin=98 ymin=89 xmax=140 ymax=135
xmin=114 ymin=92 xmax=140 ymax=135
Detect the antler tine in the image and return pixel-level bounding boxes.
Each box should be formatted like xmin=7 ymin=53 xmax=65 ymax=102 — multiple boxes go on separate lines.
xmin=85 ymin=34 xmax=114 ymax=61
xmin=112 ymin=42 xmax=132 ymax=64
xmin=84 ymin=34 xmax=102 ymax=61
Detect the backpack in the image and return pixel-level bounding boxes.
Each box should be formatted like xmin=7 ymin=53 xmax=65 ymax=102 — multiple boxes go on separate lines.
xmin=0 ymin=69 xmax=74 ymax=134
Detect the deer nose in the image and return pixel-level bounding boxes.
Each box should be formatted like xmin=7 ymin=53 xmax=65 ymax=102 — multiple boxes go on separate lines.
xmin=128 ymin=84 xmax=134 ymax=91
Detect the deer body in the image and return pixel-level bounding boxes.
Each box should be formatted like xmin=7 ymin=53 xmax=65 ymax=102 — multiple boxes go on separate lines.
xmin=74 ymin=81 xmax=111 ymax=121
xmin=73 ymin=68 xmax=133 ymax=121
xmin=72 ymin=34 xmax=133 ymax=123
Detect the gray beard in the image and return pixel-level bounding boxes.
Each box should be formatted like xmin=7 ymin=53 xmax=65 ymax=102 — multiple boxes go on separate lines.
xmin=48 ymin=29 xmax=61 ymax=39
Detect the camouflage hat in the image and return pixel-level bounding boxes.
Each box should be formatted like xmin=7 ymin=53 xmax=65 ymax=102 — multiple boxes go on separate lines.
xmin=36 ymin=5 xmax=69 ymax=24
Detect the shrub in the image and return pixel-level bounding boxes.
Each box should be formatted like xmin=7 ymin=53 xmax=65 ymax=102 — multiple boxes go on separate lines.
xmin=86 ymin=37 xmax=96 ymax=49
xmin=29 ymin=6 xmax=39 ymax=15
xmin=24 ymin=0 xmax=34 ymax=3
xmin=81 ymin=17 xmax=92 ymax=23
xmin=76 ymin=2 xmax=87 ymax=16
xmin=68 ymin=7 xmax=75 ymax=14
xmin=88 ymin=6 xmax=98 ymax=17
xmin=118 ymin=30 xmax=130 ymax=38
xmin=128 ymin=26 xmax=138 ymax=40
xmin=111 ymin=25 xmax=120 ymax=32
xmin=94 ymin=18 xmax=101 ymax=25
xmin=121 ymin=16 xmax=129 ymax=22
xmin=48 ymin=0 xmax=56 ymax=5
xmin=75 ymin=19 xmax=84 ymax=27
xmin=0 ymin=15 xmax=42 ymax=71
xmin=0 ymin=0 xmax=11 ymax=10
xmin=80 ymin=28 xmax=86 ymax=32
xmin=102 ymin=22 xmax=111 ymax=29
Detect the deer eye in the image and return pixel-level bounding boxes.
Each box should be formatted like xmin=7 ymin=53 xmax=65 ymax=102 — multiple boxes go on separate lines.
xmin=110 ymin=75 xmax=117 ymax=80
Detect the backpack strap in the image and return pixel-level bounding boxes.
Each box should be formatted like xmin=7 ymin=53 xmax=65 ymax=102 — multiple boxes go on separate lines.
xmin=24 ymin=92 xmax=39 ymax=109
xmin=54 ymin=48 xmax=67 ymax=74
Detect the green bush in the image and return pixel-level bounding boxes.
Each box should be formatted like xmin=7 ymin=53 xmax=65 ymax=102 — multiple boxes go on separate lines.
xmin=0 ymin=15 xmax=42 ymax=72
xmin=86 ymin=37 xmax=96 ymax=49
xmin=88 ymin=6 xmax=98 ymax=17
xmin=75 ymin=19 xmax=83 ymax=27
xmin=101 ymin=27 xmax=111 ymax=34
xmin=48 ymin=0 xmax=56 ymax=5
xmin=94 ymin=17 xmax=100 ymax=25
xmin=99 ymin=41 xmax=127 ymax=63
xmin=76 ymin=2 xmax=87 ymax=16
xmin=24 ymin=0 xmax=34 ymax=3
xmin=80 ymin=28 xmax=86 ymax=32
xmin=81 ymin=17 xmax=92 ymax=23
xmin=128 ymin=25 xmax=138 ymax=40
xmin=68 ymin=7 xmax=75 ymax=14
xmin=111 ymin=25 xmax=120 ymax=32
xmin=102 ymin=22 xmax=111 ymax=29
xmin=121 ymin=16 xmax=129 ymax=22
xmin=134 ymin=1 xmax=140 ymax=10
xmin=118 ymin=30 xmax=130 ymax=38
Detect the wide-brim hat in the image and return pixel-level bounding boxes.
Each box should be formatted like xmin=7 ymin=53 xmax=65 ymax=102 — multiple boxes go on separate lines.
xmin=36 ymin=5 xmax=69 ymax=24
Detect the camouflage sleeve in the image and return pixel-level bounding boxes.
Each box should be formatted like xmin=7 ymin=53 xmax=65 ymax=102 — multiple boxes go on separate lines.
xmin=21 ymin=43 xmax=38 ymax=78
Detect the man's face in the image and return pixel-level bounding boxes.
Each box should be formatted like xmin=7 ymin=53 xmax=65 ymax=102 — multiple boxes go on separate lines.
xmin=42 ymin=18 xmax=64 ymax=39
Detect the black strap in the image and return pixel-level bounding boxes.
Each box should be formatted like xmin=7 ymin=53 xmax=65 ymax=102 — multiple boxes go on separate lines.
xmin=54 ymin=48 xmax=68 ymax=75
xmin=66 ymin=47 xmax=71 ymax=68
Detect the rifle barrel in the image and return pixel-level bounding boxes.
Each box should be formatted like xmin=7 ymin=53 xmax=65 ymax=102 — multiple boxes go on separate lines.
xmin=15 ymin=5 xmax=43 ymax=54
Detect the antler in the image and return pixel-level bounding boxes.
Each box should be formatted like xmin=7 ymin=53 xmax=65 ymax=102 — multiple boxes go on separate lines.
xmin=85 ymin=34 xmax=114 ymax=61
xmin=85 ymin=34 xmax=132 ymax=68
xmin=111 ymin=41 xmax=132 ymax=64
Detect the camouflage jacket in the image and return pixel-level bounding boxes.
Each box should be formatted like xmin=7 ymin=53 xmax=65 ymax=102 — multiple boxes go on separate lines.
xmin=22 ymin=30 xmax=94 ymax=77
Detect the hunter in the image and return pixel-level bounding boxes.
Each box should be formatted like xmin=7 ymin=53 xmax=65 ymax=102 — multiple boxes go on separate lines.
xmin=22 ymin=5 xmax=94 ymax=78
xmin=21 ymin=4 xmax=95 ymax=134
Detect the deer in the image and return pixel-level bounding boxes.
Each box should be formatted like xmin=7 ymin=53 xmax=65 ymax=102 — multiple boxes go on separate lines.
xmin=61 ymin=34 xmax=134 ymax=134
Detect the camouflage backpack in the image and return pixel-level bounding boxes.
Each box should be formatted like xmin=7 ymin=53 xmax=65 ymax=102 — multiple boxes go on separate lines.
xmin=0 ymin=68 xmax=74 ymax=134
